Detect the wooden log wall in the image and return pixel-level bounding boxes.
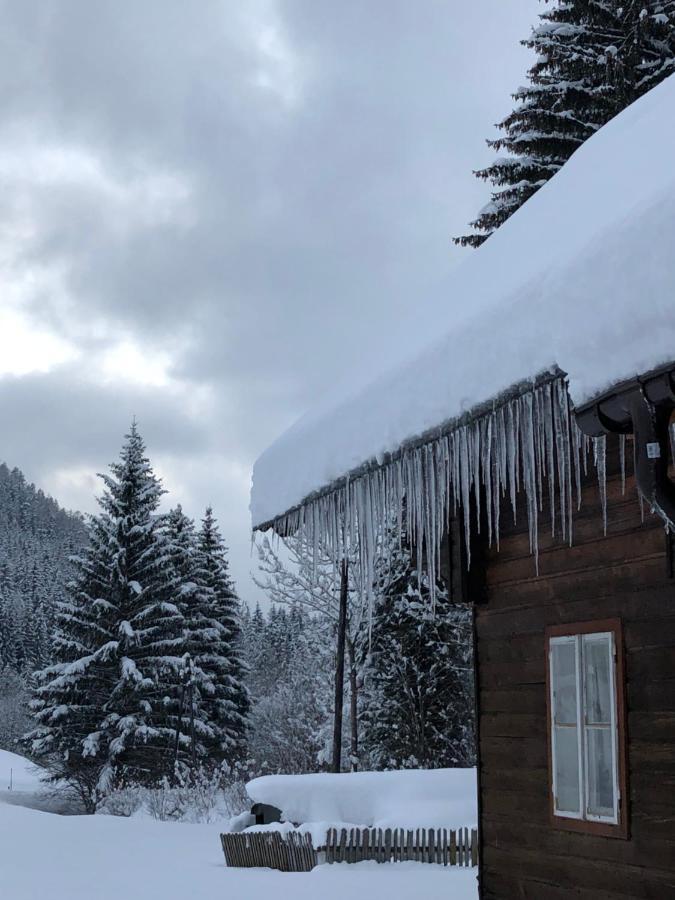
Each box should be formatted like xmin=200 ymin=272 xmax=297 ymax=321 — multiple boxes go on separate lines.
xmin=475 ymin=435 xmax=675 ymax=899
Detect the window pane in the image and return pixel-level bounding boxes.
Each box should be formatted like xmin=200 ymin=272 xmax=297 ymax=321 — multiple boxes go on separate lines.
xmin=552 ymin=640 xmax=577 ymax=725
xmin=584 ymin=636 xmax=612 ymax=725
xmin=586 ymin=727 xmax=616 ymax=818
xmin=554 ymin=725 xmax=581 ymax=814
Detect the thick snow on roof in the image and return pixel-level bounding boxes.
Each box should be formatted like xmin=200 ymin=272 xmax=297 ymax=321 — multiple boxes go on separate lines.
xmin=252 ymin=76 xmax=675 ymax=528
xmin=247 ymin=768 xmax=477 ymax=830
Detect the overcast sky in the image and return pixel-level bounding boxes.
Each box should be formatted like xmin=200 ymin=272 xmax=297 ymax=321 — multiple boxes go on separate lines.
xmin=0 ymin=0 xmax=541 ymax=607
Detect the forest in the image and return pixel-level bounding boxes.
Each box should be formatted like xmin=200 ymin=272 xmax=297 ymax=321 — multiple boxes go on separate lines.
xmin=0 ymin=424 xmax=474 ymax=814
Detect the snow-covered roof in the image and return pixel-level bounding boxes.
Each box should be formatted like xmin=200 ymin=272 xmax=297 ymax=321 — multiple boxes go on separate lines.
xmin=246 ymin=768 xmax=477 ymax=831
xmin=251 ymin=75 xmax=675 ymax=531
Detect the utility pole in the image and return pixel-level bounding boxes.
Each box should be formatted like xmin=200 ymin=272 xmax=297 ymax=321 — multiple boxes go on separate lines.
xmin=331 ymin=559 xmax=349 ymax=773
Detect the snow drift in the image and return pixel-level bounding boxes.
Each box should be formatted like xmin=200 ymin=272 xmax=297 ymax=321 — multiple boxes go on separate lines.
xmin=246 ymin=768 xmax=477 ymax=831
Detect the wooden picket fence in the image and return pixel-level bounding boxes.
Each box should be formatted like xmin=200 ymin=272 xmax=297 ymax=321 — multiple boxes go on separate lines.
xmin=220 ymin=830 xmax=316 ymax=872
xmin=325 ymin=826 xmax=478 ymax=867
xmin=220 ymin=826 xmax=478 ymax=871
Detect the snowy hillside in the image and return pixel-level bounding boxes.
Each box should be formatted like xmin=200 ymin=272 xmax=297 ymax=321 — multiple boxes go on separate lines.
xmin=0 ymin=749 xmax=44 ymax=794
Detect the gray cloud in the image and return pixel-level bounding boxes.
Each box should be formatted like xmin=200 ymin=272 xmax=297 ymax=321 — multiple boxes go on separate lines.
xmin=0 ymin=0 xmax=540 ymax=605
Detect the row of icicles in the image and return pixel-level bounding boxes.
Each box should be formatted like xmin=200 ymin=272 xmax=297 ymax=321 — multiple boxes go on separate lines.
xmin=260 ymin=375 xmax=639 ymax=609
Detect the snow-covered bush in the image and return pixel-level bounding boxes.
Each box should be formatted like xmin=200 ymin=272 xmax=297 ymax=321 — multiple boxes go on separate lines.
xmin=98 ymin=785 xmax=144 ymax=818
xmin=99 ymin=765 xmax=250 ymax=823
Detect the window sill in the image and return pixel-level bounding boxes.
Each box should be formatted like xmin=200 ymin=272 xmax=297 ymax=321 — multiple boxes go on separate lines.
xmin=550 ymin=812 xmax=629 ymax=840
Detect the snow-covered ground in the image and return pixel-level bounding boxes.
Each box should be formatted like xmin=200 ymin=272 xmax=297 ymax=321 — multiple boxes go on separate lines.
xmin=0 ymin=748 xmax=43 ymax=794
xmin=0 ymin=751 xmax=478 ymax=899
xmin=0 ymin=802 xmax=478 ymax=900
xmin=0 ymin=748 xmax=79 ymax=815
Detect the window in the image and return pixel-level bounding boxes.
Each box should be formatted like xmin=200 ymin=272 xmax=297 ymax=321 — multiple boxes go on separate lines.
xmin=546 ymin=620 xmax=628 ymax=837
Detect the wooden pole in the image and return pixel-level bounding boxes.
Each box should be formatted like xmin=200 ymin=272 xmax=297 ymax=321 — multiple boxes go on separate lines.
xmin=347 ymin=637 xmax=358 ymax=770
xmin=331 ymin=559 xmax=348 ymax=773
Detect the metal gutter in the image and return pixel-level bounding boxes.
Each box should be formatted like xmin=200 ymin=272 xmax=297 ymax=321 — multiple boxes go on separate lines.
xmin=575 ymin=361 xmax=675 ymax=529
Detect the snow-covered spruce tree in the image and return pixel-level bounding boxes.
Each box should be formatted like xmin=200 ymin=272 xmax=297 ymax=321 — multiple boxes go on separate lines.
xmin=455 ymin=1 xmax=675 ymax=247
xmin=245 ymin=603 xmax=332 ymax=775
xmin=27 ymin=424 xmax=185 ymax=803
xmin=191 ymin=508 xmax=249 ymax=766
xmin=360 ymin=532 xmax=475 ymax=771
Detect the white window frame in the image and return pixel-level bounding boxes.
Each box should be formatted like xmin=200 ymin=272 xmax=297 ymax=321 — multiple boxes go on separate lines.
xmin=549 ymin=630 xmax=620 ymax=826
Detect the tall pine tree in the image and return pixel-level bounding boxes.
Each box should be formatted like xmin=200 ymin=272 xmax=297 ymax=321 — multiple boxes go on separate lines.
xmin=456 ymin=1 xmax=675 ymax=247
xmin=28 ymin=424 xmax=185 ymax=803
xmin=191 ymin=508 xmax=249 ymax=766
xmin=360 ymin=534 xmax=475 ymax=771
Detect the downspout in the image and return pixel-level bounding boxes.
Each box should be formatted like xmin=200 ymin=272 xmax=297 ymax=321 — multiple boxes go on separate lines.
xmin=575 ymin=363 xmax=675 ymax=529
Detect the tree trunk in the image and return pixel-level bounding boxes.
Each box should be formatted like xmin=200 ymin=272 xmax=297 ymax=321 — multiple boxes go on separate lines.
xmin=347 ymin=637 xmax=358 ymax=771
xmin=331 ymin=559 xmax=348 ymax=773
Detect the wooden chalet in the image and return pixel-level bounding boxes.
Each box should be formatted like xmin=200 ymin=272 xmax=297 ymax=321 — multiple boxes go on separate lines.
xmin=250 ymin=76 xmax=675 ymax=897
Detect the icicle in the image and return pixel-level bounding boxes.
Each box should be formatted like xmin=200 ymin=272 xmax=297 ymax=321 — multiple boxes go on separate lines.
xmin=505 ymin=401 xmax=518 ymax=523
xmin=262 ymin=374 xmax=624 ymax=618
xmin=594 ymin=436 xmax=608 ymax=535
xmin=543 ymin=382 xmax=556 ymax=537
xmin=520 ymin=390 xmax=539 ymax=566
xmin=572 ymin=417 xmax=583 ymax=513
xmin=459 ymin=426 xmax=472 ymax=566
xmin=619 ymin=434 xmax=627 ymax=496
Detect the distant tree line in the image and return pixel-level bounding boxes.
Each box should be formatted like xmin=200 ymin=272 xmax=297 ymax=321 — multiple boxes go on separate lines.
xmin=0 ymin=464 xmax=87 ymax=749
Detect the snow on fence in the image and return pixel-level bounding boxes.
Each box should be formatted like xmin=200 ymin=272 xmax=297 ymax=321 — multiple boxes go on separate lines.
xmin=220 ymin=826 xmax=478 ymax=872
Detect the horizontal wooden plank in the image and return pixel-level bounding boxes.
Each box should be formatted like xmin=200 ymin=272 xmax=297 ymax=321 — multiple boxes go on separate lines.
xmin=630 ymin=740 xmax=675 ymax=773
xmin=480 ymin=767 xmax=548 ymax=796
xmin=481 ymin=817 xmax=675 ymax=869
xmin=491 ymin=493 xmax=660 ymax=563
xmin=481 ymin=787 xmax=548 ymax=820
xmin=479 ymin=685 xmax=545 ymax=715
xmin=480 ymin=712 xmax=546 ymax=740
xmin=476 ymin=599 xmax=675 ymax=651
xmin=479 ymin=573 xmax=673 ymax=621
xmin=625 ymin=617 xmax=675 ymax=651
xmin=627 ymin=645 xmax=675 ymax=681
xmin=477 ymin=658 xmax=545 ymax=686
xmin=628 ymin=678 xmax=675 ymax=712
xmin=482 ymin=869 xmax=631 ymax=900
xmin=628 ymin=711 xmax=675 ymax=742
xmin=487 ymin=534 xmax=665 ymax=589
xmin=482 ymin=843 xmax=675 ymax=897
xmin=479 ymin=736 xmax=548 ymax=770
